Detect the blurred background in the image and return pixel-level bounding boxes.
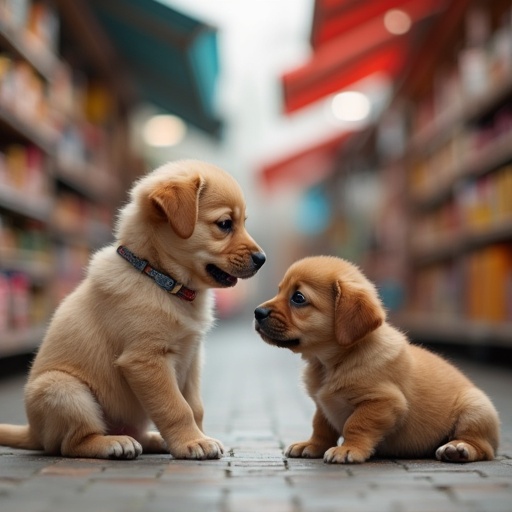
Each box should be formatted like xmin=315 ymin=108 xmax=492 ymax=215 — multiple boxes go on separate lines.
xmin=0 ymin=0 xmax=511 ymax=363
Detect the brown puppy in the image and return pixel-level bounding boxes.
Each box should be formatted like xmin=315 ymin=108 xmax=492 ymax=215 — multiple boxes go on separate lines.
xmin=0 ymin=160 xmax=265 ymax=460
xmin=254 ymin=256 xmax=499 ymax=463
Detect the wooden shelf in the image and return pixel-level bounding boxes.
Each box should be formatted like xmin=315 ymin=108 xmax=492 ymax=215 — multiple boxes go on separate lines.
xmin=394 ymin=313 xmax=512 ymax=347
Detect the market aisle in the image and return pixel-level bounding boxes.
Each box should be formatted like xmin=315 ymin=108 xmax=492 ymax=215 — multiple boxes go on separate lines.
xmin=1 ymin=318 xmax=511 ymax=512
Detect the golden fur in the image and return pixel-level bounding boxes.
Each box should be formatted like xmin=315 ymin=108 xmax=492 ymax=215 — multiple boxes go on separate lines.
xmin=254 ymin=256 xmax=499 ymax=463
xmin=0 ymin=160 xmax=265 ymax=460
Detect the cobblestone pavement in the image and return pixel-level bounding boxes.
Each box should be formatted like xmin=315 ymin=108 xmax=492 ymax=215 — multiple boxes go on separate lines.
xmin=1 ymin=318 xmax=511 ymax=512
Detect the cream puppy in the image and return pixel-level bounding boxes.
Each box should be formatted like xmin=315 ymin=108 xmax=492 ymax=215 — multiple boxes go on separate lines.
xmin=0 ymin=160 xmax=265 ymax=460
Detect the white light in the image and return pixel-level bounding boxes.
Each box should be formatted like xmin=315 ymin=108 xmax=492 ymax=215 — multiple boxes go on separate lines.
xmin=142 ymin=114 xmax=186 ymax=147
xmin=384 ymin=9 xmax=412 ymax=35
xmin=331 ymin=91 xmax=371 ymax=122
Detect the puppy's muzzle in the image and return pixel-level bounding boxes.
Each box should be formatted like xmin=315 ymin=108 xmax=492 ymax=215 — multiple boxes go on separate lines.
xmin=254 ymin=307 xmax=300 ymax=348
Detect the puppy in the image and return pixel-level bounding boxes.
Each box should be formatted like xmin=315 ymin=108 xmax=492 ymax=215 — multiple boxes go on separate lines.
xmin=254 ymin=256 xmax=499 ymax=463
xmin=0 ymin=160 xmax=265 ymax=460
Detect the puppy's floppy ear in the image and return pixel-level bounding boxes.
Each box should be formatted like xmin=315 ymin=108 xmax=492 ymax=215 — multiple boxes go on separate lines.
xmin=149 ymin=174 xmax=205 ymax=239
xmin=333 ymin=281 xmax=385 ymax=346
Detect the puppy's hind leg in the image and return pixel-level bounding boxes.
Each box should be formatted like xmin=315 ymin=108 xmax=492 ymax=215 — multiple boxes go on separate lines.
xmin=436 ymin=388 xmax=500 ymax=463
xmin=25 ymin=371 xmax=142 ymax=459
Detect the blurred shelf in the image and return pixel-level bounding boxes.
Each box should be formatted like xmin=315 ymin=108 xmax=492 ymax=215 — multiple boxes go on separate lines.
xmin=0 ymin=0 xmax=139 ymax=363
xmin=412 ymin=130 xmax=512 ymax=212
xmin=0 ymin=22 xmax=58 ymax=82
xmin=0 ymin=249 xmax=52 ymax=283
xmin=0 ymin=325 xmax=44 ymax=357
xmin=409 ymin=104 xmax=462 ymax=157
xmin=52 ymin=221 xmax=112 ymax=249
xmin=0 ymin=184 xmax=52 ymax=222
xmin=394 ymin=313 xmax=512 ymax=347
xmin=411 ymin=219 xmax=512 ymax=265
xmin=409 ymin=73 xmax=512 ymax=156
xmin=465 ymin=73 xmax=512 ymax=123
xmin=55 ymin=160 xmax=118 ymax=202
xmin=370 ymin=3 xmax=512 ymax=355
xmin=463 ymin=220 xmax=512 ymax=248
xmin=0 ymin=104 xmax=55 ymax=154
xmin=411 ymin=238 xmax=459 ymax=266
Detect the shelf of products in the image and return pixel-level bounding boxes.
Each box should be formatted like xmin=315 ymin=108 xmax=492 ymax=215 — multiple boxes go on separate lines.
xmin=401 ymin=2 xmax=512 ymax=347
xmin=410 ymin=103 xmax=512 ymax=210
xmin=0 ymin=0 xmax=137 ymax=357
xmin=0 ymin=4 xmax=58 ymax=81
xmin=393 ymin=313 xmax=512 ymax=347
xmin=411 ymin=162 xmax=512 ymax=263
xmin=314 ymin=1 xmax=512 ymax=349
xmin=0 ymin=183 xmax=51 ymax=222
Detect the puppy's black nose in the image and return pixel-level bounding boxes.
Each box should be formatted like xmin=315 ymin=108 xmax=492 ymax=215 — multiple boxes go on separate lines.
xmin=251 ymin=252 xmax=266 ymax=269
xmin=254 ymin=307 xmax=271 ymax=321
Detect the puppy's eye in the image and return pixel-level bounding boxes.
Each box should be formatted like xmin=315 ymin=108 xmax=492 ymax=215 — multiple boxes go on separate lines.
xmin=290 ymin=291 xmax=307 ymax=306
xmin=216 ymin=219 xmax=233 ymax=232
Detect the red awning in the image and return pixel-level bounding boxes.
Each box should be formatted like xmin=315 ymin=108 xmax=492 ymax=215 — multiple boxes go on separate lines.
xmin=260 ymin=132 xmax=353 ymax=191
xmin=261 ymin=0 xmax=453 ymax=190
xmin=282 ymin=0 xmax=449 ymax=114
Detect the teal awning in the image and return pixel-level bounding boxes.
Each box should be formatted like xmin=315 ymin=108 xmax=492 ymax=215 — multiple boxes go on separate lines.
xmin=90 ymin=0 xmax=222 ymax=136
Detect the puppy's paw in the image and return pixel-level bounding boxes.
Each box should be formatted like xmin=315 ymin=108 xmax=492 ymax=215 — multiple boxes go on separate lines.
xmin=105 ymin=436 xmax=143 ymax=460
xmin=63 ymin=434 xmax=143 ymax=459
xmin=323 ymin=445 xmax=368 ymax=464
xmin=171 ymin=436 xmax=224 ymax=460
xmin=285 ymin=441 xmax=328 ymax=459
xmin=436 ymin=441 xmax=473 ymax=463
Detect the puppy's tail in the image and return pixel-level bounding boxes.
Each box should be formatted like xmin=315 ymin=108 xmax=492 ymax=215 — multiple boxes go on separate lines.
xmin=0 ymin=424 xmax=42 ymax=450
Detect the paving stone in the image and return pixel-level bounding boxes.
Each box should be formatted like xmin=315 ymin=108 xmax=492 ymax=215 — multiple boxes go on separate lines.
xmin=0 ymin=320 xmax=512 ymax=512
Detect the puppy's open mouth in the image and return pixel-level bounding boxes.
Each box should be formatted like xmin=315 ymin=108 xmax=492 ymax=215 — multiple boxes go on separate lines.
xmin=255 ymin=324 xmax=300 ymax=348
xmin=206 ymin=264 xmax=238 ymax=287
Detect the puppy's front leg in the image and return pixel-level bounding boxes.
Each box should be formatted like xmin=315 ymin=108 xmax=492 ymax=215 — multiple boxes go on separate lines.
xmin=286 ymin=408 xmax=339 ymax=458
xmin=116 ymin=351 xmax=223 ymax=459
xmin=324 ymin=391 xmax=407 ymax=464
xmin=182 ymin=348 xmax=205 ymax=432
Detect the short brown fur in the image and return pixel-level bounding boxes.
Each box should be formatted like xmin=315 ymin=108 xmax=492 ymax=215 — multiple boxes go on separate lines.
xmin=255 ymin=256 xmax=499 ymax=463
